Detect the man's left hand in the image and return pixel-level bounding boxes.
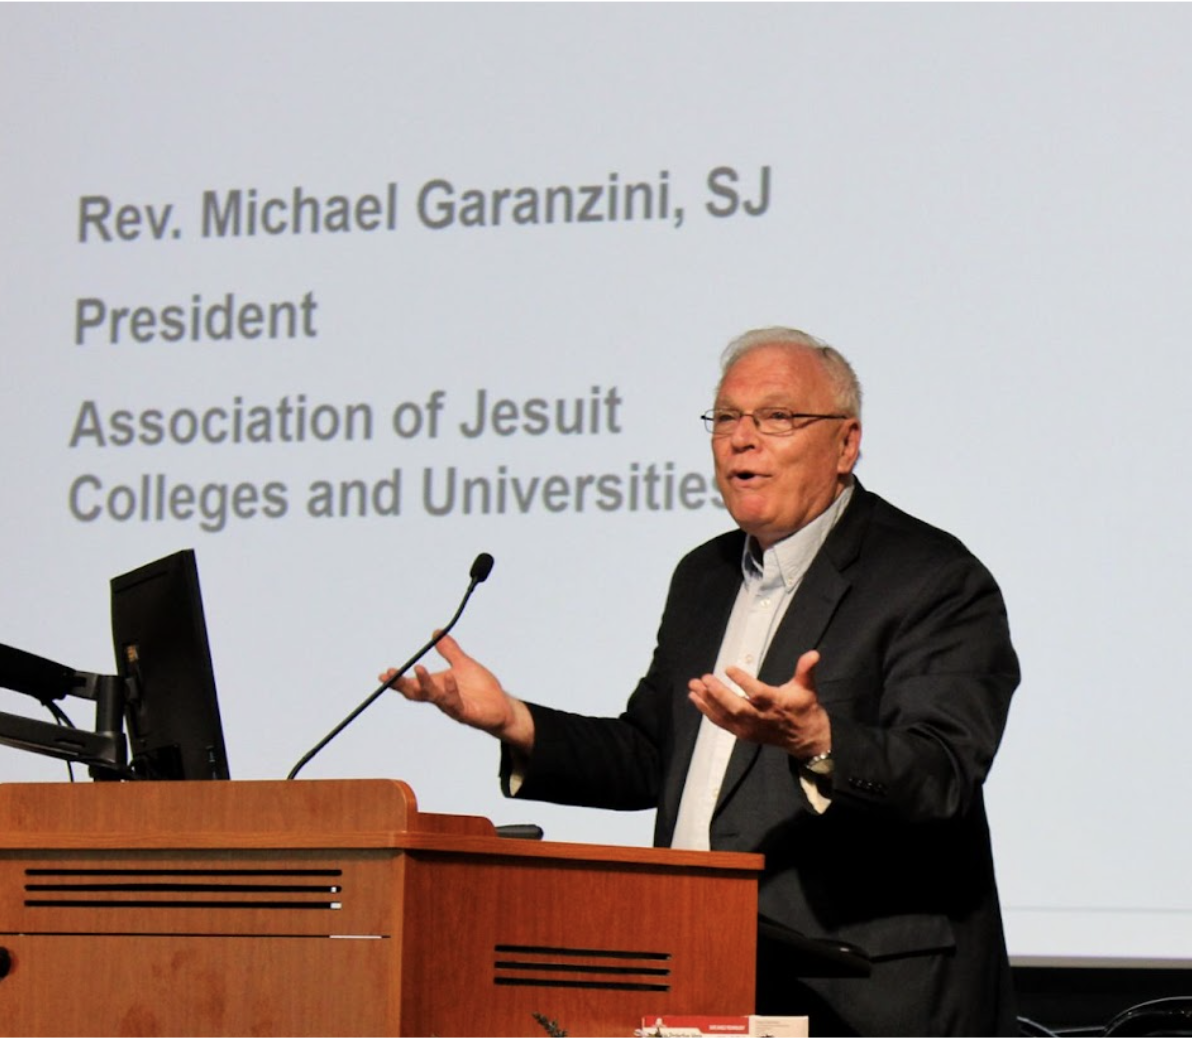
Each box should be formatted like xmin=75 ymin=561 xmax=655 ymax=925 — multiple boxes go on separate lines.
xmin=688 ymin=649 xmax=832 ymax=760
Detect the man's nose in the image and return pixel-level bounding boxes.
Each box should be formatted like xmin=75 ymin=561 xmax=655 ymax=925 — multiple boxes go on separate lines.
xmin=729 ymin=414 xmax=761 ymax=448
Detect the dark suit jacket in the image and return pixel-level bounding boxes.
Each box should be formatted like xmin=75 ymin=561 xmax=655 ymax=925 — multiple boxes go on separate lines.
xmin=507 ymin=483 xmax=1020 ymax=1035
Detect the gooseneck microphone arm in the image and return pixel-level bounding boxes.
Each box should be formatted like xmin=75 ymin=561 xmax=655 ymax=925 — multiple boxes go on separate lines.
xmin=286 ymin=552 xmax=494 ymax=780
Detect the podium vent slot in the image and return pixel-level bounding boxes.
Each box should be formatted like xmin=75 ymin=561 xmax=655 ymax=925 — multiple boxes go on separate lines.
xmin=492 ymin=943 xmax=671 ymax=993
xmin=23 ymin=867 xmax=345 ymax=910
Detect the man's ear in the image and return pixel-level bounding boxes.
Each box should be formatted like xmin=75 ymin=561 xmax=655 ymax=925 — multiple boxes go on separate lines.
xmin=837 ymin=419 xmax=862 ymax=473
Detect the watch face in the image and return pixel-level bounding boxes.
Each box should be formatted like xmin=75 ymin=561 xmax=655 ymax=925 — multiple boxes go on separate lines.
xmin=806 ymin=754 xmax=834 ymax=776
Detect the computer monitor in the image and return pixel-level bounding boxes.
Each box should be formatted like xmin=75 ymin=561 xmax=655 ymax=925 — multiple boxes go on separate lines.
xmin=111 ymin=549 xmax=231 ymax=780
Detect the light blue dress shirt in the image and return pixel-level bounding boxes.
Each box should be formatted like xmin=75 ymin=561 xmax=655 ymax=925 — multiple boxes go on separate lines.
xmin=670 ymin=483 xmax=854 ymax=851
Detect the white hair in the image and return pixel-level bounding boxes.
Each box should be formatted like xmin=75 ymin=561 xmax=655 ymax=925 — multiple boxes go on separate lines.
xmin=719 ymin=326 xmax=863 ymax=418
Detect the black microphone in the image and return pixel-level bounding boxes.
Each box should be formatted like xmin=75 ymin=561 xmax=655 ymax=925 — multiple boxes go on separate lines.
xmin=287 ymin=552 xmax=494 ymax=780
xmin=470 ymin=552 xmax=494 ymax=583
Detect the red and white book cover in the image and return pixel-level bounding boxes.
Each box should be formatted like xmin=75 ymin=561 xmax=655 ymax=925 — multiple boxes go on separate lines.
xmin=638 ymin=1015 xmax=809 ymax=1037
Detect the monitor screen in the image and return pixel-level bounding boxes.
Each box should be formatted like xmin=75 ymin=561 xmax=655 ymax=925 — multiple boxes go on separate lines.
xmin=111 ymin=550 xmax=231 ymax=781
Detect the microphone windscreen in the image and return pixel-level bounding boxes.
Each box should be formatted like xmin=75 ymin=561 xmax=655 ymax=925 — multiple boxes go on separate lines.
xmin=470 ymin=553 xmax=495 ymax=583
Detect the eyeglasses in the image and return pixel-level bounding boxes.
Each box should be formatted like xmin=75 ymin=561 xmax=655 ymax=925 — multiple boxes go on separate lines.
xmin=700 ymin=407 xmax=849 ymax=437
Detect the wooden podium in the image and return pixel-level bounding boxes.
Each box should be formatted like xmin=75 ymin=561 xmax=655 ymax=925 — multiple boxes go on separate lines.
xmin=0 ymin=779 xmax=762 ymax=1036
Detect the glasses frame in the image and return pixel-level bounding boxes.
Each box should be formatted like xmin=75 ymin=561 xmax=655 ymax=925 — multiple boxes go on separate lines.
xmin=700 ymin=407 xmax=849 ymax=437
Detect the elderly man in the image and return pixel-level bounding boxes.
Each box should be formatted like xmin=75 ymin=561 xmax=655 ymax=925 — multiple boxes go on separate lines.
xmin=383 ymin=328 xmax=1020 ymax=1036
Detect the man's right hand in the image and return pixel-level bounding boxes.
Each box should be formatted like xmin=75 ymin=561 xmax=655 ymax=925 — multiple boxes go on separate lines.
xmin=379 ymin=634 xmax=535 ymax=753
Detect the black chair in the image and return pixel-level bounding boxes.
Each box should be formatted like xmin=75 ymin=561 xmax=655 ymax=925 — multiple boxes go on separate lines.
xmin=756 ymin=913 xmax=872 ymax=979
xmin=1103 ymin=996 xmax=1192 ymax=1037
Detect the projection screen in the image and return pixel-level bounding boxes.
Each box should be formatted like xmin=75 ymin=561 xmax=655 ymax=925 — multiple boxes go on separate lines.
xmin=2 ymin=4 xmax=1190 ymax=965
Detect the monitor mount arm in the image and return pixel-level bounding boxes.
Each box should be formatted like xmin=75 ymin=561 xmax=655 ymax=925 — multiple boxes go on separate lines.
xmin=0 ymin=642 xmax=129 ymax=777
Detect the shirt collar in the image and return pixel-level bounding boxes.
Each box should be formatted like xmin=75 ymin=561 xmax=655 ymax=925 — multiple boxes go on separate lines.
xmin=741 ymin=481 xmax=855 ymax=591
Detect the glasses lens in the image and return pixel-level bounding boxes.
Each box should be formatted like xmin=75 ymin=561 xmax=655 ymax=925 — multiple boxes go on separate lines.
xmin=755 ymin=408 xmax=793 ymax=434
xmin=704 ymin=410 xmax=737 ymax=434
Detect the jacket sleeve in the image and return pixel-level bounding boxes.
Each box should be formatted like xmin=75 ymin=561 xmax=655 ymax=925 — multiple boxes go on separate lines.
xmin=819 ymin=546 xmax=1020 ymax=825
xmin=500 ymin=534 xmax=739 ymax=813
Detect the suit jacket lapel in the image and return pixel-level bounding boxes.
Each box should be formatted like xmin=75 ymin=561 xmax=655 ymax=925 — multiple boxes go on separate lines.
xmin=713 ymin=484 xmax=873 ymax=815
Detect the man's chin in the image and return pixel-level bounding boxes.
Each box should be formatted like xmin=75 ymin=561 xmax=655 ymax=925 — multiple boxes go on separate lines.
xmin=726 ymin=508 xmax=776 ymax=542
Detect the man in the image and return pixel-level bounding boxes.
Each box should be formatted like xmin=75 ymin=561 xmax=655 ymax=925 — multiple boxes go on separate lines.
xmin=383 ymin=328 xmax=1020 ymax=1036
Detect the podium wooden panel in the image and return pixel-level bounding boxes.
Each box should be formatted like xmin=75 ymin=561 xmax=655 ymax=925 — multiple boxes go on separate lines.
xmin=0 ymin=779 xmax=762 ymax=1036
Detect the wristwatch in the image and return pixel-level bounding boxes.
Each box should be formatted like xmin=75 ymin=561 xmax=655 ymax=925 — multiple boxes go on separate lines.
xmin=803 ymin=751 xmax=834 ymax=776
